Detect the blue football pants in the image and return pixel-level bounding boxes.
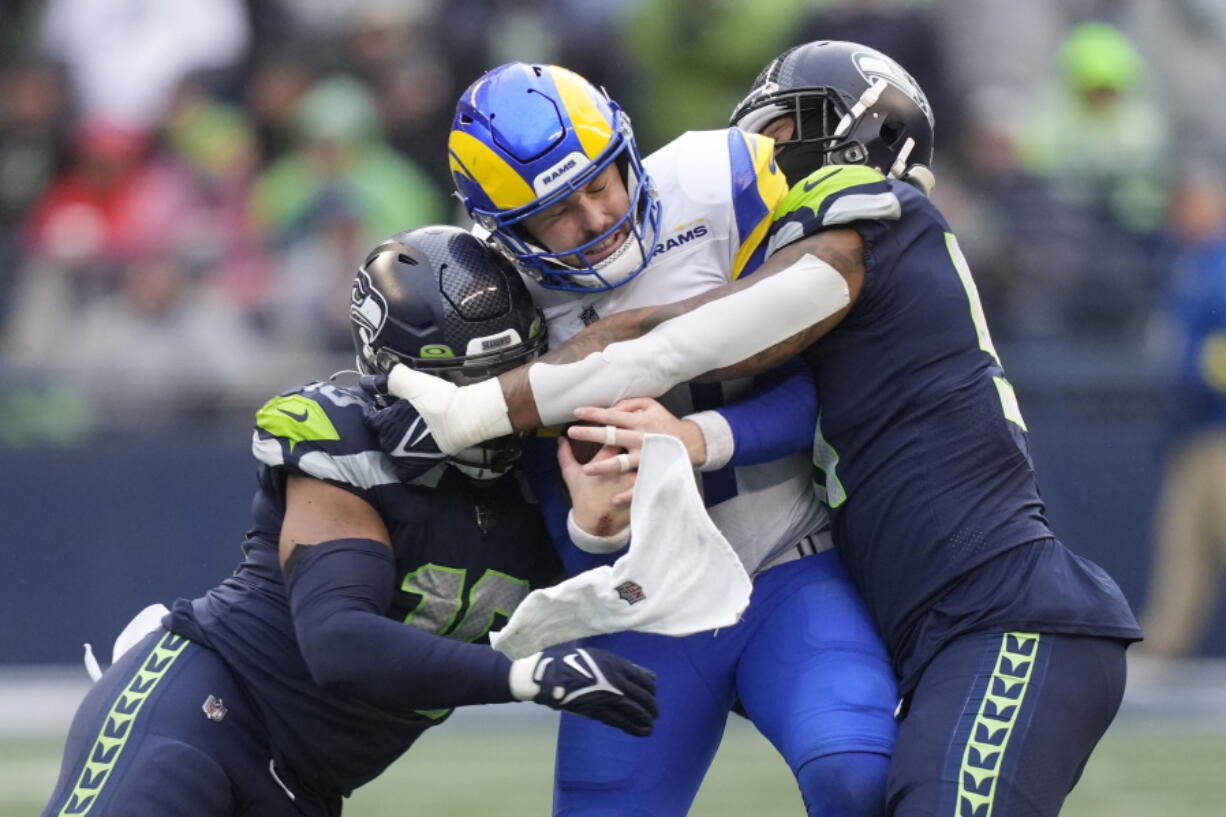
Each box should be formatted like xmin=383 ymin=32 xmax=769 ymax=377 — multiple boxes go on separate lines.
xmin=554 ymin=551 xmax=898 ymax=816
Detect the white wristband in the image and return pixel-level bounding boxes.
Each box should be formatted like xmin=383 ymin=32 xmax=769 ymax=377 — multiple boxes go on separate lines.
xmin=684 ymin=410 xmax=735 ymax=471
xmin=386 ymin=365 xmax=513 ymax=453
xmin=566 ymin=509 xmax=631 ymax=554
xmin=508 ymin=652 xmax=543 ymax=701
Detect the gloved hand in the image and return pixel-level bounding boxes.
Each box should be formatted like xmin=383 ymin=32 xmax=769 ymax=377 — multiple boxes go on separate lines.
xmin=359 ymin=375 xmax=445 ymax=482
xmin=386 ymin=363 xmax=513 ymax=455
xmin=509 ymin=644 xmax=658 ymax=737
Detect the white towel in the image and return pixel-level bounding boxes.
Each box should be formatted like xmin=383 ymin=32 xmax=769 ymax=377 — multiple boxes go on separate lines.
xmin=82 ymin=602 xmax=170 ymax=682
xmin=490 ymin=433 xmax=752 ymax=659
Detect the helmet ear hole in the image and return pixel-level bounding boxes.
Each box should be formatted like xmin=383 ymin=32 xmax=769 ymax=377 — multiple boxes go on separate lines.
xmin=880 ymin=120 xmax=905 ymax=147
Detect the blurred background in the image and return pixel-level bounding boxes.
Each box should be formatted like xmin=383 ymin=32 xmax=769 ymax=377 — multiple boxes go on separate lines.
xmin=2 ymin=0 xmax=1225 ymax=814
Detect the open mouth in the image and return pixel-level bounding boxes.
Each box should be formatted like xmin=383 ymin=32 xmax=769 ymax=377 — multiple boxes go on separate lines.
xmin=585 ymin=228 xmax=630 ymax=265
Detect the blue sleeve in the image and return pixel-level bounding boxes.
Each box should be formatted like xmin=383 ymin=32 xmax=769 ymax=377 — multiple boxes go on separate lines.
xmin=718 ymin=358 xmax=818 ymax=467
xmin=518 ymin=436 xmax=623 ymax=576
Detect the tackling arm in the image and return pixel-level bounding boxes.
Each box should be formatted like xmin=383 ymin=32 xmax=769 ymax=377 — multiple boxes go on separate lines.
xmin=278 ymin=475 xmax=659 ymax=735
xmin=387 ymin=229 xmax=864 ymax=451
xmin=278 ymin=475 xmax=519 ymax=711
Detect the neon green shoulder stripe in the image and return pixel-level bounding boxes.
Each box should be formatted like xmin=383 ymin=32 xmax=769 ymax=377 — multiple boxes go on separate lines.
xmin=776 ymin=165 xmax=887 ymax=220
xmin=256 ymin=394 xmax=341 ymax=452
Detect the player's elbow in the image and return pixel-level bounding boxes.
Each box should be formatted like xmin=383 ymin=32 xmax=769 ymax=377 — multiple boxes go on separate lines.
xmin=297 ymin=619 xmax=369 ymax=696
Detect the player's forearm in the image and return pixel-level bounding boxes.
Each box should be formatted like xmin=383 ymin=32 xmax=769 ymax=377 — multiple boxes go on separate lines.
xmin=301 ymin=608 xmax=514 ymax=710
xmin=499 ymin=308 xmax=667 ymax=430
xmin=698 ymin=232 xmax=862 ymax=380
xmin=389 ymin=234 xmax=857 ymax=450
xmin=714 ymin=358 xmax=818 ymax=467
xmin=512 ymin=245 xmax=850 ymax=428
xmin=286 ymin=538 xmax=515 ymax=712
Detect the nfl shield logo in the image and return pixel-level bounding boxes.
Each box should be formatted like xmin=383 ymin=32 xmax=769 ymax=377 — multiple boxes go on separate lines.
xmin=202 ymin=694 xmax=228 ymax=722
xmin=615 ymin=580 xmax=646 ymax=605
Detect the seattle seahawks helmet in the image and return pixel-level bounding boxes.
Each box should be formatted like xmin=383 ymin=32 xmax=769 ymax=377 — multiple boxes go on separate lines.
xmin=730 ymin=41 xmax=936 ymax=194
xmin=449 ymin=62 xmax=661 ymax=292
xmin=350 ymin=225 xmax=546 ymax=478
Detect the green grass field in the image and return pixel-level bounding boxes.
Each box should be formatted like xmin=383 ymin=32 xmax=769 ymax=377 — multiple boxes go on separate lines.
xmin=7 ymin=719 xmax=1223 ymax=816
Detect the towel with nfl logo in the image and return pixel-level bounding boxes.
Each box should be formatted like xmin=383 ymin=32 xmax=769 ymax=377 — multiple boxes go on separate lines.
xmin=489 ymin=433 xmax=753 ymax=659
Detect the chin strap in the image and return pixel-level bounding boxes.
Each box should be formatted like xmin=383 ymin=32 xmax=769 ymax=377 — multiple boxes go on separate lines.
xmin=903 ymin=164 xmax=936 ymax=195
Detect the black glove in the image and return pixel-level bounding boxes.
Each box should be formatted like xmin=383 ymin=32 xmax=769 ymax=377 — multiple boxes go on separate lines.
xmin=360 ymin=374 xmax=445 ymax=482
xmin=509 ymin=644 xmax=658 ymax=737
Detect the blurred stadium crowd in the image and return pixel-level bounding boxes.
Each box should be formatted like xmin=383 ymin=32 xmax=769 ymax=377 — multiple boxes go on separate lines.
xmin=1 ymin=0 xmax=1225 ymax=453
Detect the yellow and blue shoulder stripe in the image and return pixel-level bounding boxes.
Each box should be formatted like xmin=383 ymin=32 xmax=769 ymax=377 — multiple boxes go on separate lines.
xmin=727 ymin=129 xmax=788 ymax=279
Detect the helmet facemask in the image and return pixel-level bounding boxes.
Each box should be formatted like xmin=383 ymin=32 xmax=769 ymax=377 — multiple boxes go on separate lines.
xmin=369 ymin=326 xmax=547 ymax=481
xmin=475 ymin=116 xmax=662 ymax=293
xmin=730 ymin=41 xmax=936 ymax=194
xmin=450 ymin=63 xmax=662 ymax=293
xmin=349 ymin=225 xmax=548 ymax=481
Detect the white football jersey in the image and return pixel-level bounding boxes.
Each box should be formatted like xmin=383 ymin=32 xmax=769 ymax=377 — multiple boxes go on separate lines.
xmin=529 ymin=128 xmax=831 ymax=574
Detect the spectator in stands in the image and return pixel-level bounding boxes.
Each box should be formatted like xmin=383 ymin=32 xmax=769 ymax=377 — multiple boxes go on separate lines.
xmin=250 ymin=75 xmax=446 ymax=351
xmin=39 ymin=0 xmax=251 ymax=128
xmin=1008 ymin=21 xmax=1169 ymax=339
xmin=0 ymin=61 xmax=71 ymax=326
xmin=1141 ymin=173 xmax=1226 ymax=658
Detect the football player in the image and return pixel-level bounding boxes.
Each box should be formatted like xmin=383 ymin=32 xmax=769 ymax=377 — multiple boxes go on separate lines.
xmin=388 ymin=43 xmax=1142 ymax=817
xmin=38 ymin=226 xmax=658 ymax=817
xmin=447 ymin=63 xmax=899 ymax=816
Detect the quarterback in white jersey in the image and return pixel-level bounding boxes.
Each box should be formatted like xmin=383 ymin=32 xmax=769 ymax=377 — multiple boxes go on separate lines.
xmin=528 ymin=126 xmax=827 ymax=577
xmin=448 ymin=62 xmax=898 ymax=817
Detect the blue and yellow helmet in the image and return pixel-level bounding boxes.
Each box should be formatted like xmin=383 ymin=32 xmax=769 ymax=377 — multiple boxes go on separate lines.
xmin=449 ymin=63 xmax=661 ymax=292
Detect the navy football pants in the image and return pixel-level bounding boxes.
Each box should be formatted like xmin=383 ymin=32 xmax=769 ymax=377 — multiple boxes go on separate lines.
xmin=886 ymin=631 xmax=1128 ymax=817
xmin=40 ymin=628 xmax=336 ymax=817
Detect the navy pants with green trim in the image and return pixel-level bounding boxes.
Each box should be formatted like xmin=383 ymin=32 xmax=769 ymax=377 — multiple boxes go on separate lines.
xmin=40 ymin=628 xmax=333 ymax=817
xmin=886 ymin=631 xmax=1128 ymax=817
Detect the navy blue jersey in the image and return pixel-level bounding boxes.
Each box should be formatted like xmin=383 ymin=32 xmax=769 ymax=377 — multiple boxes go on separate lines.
xmin=166 ymin=380 xmax=560 ymax=798
xmin=770 ymin=166 xmax=1140 ymax=690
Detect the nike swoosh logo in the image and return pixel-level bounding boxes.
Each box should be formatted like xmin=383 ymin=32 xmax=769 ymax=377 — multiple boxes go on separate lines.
xmin=802 ymin=168 xmax=841 ymax=192
xmin=562 ymin=653 xmax=594 ymax=679
xmin=391 ymin=417 xmax=438 ymax=457
xmin=277 ymin=407 xmax=309 ymax=422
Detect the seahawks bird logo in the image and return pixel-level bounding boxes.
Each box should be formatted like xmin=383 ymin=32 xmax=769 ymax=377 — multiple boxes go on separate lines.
xmin=350 ymin=268 xmax=388 ymax=340
xmin=851 ymin=50 xmax=934 ymax=126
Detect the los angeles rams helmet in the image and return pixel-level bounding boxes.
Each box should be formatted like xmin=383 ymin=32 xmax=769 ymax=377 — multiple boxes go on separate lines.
xmin=449 ymin=62 xmax=661 ymax=292
xmin=350 ymin=225 xmax=546 ymax=477
xmin=730 ymin=41 xmax=936 ymax=194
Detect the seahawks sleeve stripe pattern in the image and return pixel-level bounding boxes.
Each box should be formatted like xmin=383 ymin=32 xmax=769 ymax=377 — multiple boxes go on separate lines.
xmin=252 ymin=432 xmax=400 ymax=490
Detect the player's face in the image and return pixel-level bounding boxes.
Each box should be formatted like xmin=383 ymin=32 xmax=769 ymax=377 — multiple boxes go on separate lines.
xmin=522 ymin=164 xmax=631 ymax=268
xmin=762 ymin=116 xmax=797 ymax=151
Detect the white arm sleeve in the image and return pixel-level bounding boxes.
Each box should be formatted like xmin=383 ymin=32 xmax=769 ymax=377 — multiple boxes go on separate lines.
xmin=528 ymin=253 xmax=848 ymax=426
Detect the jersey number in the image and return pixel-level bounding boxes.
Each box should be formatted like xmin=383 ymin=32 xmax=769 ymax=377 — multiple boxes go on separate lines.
xmin=399 ymin=565 xmax=529 ymax=720
xmin=399 ymin=564 xmax=529 ymax=643
xmin=814 ymin=235 xmax=1027 ymax=508
xmin=945 ymin=233 xmax=1027 ymax=431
